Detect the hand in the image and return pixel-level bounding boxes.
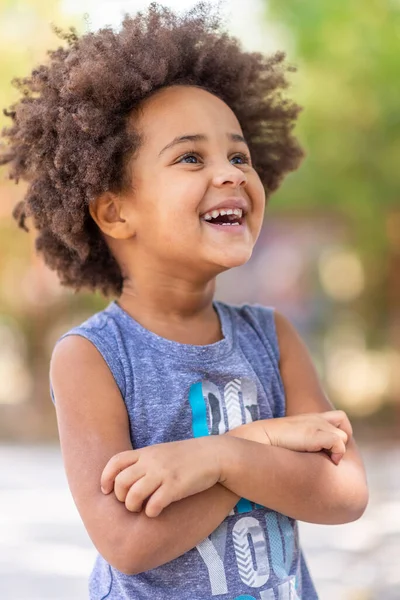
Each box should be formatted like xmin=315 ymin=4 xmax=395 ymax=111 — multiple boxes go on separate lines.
xmin=228 ymin=410 xmax=352 ymax=465
xmin=100 ymin=437 xmax=228 ymax=518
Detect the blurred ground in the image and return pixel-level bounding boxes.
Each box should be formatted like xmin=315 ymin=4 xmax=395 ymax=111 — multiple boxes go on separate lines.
xmin=1 ymin=442 xmax=399 ymax=600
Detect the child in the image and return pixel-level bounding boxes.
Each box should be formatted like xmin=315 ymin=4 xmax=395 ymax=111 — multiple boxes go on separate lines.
xmin=1 ymin=4 xmax=368 ymax=599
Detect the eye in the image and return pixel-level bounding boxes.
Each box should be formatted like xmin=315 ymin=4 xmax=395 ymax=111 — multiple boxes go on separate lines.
xmin=177 ymin=152 xmax=201 ymax=164
xmin=230 ymin=153 xmax=250 ymax=166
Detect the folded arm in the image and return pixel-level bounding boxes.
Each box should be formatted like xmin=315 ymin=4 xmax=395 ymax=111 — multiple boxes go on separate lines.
xmin=51 ymin=335 xmax=240 ymax=576
xmin=51 ymin=312 xmax=368 ymax=575
xmin=218 ymin=311 xmax=368 ymax=523
xmin=218 ymin=434 xmax=367 ymax=524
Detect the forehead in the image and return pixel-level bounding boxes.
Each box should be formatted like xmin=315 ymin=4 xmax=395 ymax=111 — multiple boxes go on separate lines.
xmin=130 ymin=86 xmax=243 ymax=146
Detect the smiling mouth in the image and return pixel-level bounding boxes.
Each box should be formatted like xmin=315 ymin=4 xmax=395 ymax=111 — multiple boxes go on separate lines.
xmin=200 ymin=207 xmax=244 ymax=226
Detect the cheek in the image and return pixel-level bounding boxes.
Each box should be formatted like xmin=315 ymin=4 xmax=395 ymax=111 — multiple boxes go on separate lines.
xmin=166 ymin=174 xmax=207 ymax=205
xmin=249 ymin=178 xmax=266 ymax=220
xmin=155 ymin=178 xmax=206 ymax=227
xmin=255 ymin=176 xmax=266 ymax=207
xmin=135 ymin=178 xmax=198 ymax=228
xmin=145 ymin=204 xmax=199 ymax=250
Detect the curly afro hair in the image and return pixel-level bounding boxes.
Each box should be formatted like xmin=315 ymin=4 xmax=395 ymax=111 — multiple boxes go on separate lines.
xmin=0 ymin=2 xmax=303 ymax=297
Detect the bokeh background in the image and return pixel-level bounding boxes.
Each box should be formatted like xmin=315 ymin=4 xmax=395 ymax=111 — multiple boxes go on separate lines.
xmin=0 ymin=1 xmax=399 ymax=599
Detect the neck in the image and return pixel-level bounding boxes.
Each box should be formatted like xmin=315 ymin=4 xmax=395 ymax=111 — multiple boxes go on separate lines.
xmin=117 ymin=271 xmax=222 ymax=345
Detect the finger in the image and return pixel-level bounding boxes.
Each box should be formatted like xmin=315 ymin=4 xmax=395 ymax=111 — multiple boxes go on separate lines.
xmin=326 ymin=423 xmax=348 ymax=445
xmin=323 ymin=432 xmax=346 ymax=459
xmin=330 ymin=452 xmax=344 ymax=466
xmin=125 ymin=475 xmax=160 ymax=513
xmin=145 ymin=485 xmax=174 ymax=518
xmin=312 ymin=430 xmax=347 ymax=464
xmin=114 ymin=464 xmax=145 ymax=503
xmin=101 ymin=450 xmax=139 ymax=494
xmin=320 ymin=410 xmax=353 ymax=439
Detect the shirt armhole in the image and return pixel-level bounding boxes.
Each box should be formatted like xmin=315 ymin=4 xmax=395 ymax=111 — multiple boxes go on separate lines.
xmin=242 ymin=303 xmax=286 ymax=417
xmin=49 ymin=329 xmax=127 ymax=405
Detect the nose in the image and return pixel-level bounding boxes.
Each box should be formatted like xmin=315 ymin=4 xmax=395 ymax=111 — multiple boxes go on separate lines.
xmin=212 ymin=162 xmax=247 ymax=189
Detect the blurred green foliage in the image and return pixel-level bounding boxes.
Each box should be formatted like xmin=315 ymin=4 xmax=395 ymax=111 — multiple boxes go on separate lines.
xmin=265 ymin=0 xmax=399 ymax=256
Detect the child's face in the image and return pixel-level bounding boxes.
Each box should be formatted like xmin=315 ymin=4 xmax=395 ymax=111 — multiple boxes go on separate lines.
xmin=122 ymin=85 xmax=265 ymax=279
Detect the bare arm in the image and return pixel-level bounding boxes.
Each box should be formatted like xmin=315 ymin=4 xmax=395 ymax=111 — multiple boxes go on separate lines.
xmin=219 ymin=311 xmax=368 ymax=523
xmin=102 ymin=311 xmax=368 ymax=529
xmin=52 ymin=312 xmax=368 ymax=575
xmin=218 ymin=435 xmax=367 ymax=524
xmin=51 ymin=335 xmax=239 ymax=576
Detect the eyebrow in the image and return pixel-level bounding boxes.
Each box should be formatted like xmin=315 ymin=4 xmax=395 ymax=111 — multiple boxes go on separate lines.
xmin=158 ymin=133 xmax=248 ymax=156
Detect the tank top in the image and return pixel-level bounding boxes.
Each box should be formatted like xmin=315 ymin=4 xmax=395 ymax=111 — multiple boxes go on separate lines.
xmin=51 ymin=300 xmax=319 ymax=600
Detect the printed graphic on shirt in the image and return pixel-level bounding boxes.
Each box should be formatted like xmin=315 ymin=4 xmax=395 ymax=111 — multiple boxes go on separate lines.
xmin=189 ymin=378 xmax=258 ymax=434
xmin=189 ymin=377 xmax=262 ymax=514
xmin=188 ymin=378 xmax=301 ymax=600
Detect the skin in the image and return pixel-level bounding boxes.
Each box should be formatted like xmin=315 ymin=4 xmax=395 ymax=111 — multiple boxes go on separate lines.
xmin=89 ymin=85 xmax=265 ymax=343
xmin=51 ymin=85 xmax=369 ymax=576
xmin=100 ymin=410 xmax=350 ymax=518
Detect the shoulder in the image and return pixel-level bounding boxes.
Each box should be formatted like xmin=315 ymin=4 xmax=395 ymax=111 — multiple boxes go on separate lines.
xmin=51 ymin=302 xmax=130 ymax=401
xmin=272 ymin=310 xmax=304 ymax=363
xmin=272 ymin=311 xmax=333 ymax=414
xmin=224 ymin=302 xmax=305 ymax=357
xmin=57 ymin=302 xmax=119 ymax=340
xmin=51 ymin=332 xmax=111 ymax=395
xmin=220 ymin=302 xmax=330 ymax=414
xmin=217 ymin=300 xmax=280 ymax=359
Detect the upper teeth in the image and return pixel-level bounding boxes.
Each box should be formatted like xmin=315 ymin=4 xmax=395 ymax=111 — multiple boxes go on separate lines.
xmin=202 ymin=208 xmax=243 ymax=221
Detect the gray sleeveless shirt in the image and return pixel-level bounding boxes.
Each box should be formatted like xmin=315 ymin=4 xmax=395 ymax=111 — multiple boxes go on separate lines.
xmin=52 ymin=301 xmax=319 ymax=600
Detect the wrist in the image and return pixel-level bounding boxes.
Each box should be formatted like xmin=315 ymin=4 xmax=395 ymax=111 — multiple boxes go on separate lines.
xmin=226 ymin=421 xmax=272 ymax=445
xmin=215 ymin=435 xmax=251 ymax=485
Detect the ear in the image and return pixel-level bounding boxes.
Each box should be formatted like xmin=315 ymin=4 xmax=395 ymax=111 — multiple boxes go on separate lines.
xmin=89 ymin=192 xmax=135 ymax=240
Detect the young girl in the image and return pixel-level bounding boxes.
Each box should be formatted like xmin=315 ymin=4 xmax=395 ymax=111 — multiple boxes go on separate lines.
xmin=1 ymin=4 xmax=368 ymax=599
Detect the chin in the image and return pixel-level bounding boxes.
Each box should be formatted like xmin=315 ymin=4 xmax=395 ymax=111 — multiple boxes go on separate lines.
xmin=215 ymin=248 xmax=254 ymax=270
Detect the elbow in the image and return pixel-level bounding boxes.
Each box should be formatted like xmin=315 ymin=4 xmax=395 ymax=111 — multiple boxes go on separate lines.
xmin=345 ymin=484 xmax=369 ymax=523
xmin=329 ymin=479 xmax=369 ymax=525
xmin=91 ymin=528 xmax=146 ymax=576
xmin=117 ymin=556 xmax=164 ymax=576
xmin=83 ymin=497 xmax=159 ymax=575
xmin=114 ymin=563 xmax=142 ymax=577
xmin=100 ymin=533 xmax=162 ymax=576
xmin=101 ymin=547 xmax=144 ymax=576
